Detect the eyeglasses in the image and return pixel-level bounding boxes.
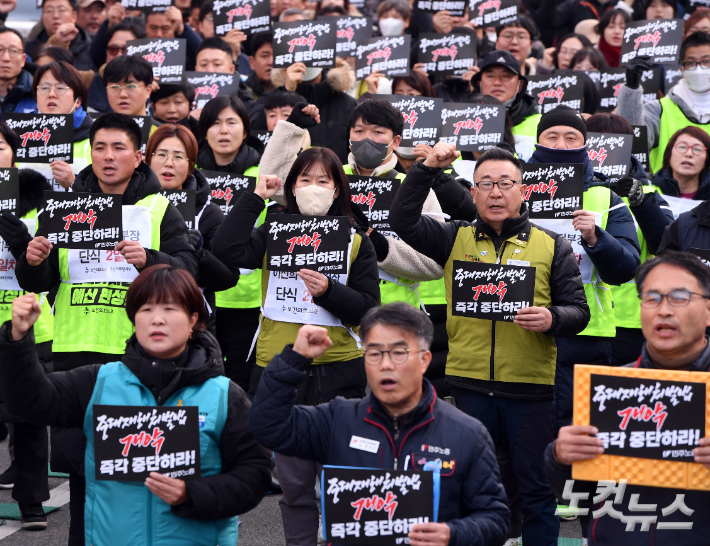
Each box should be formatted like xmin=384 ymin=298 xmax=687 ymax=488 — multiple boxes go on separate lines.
xmin=364 ymin=348 xmax=424 ymax=366
xmin=106 ymin=45 xmax=127 ymax=56
xmin=107 ymin=83 xmax=145 ymax=94
xmin=499 ymin=32 xmax=530 ymax=42
xmin=475 ymin=179 xmax=521 ymax=191
xmin=559 ymin=47 xmax=580 ymax=57
xmin=682 ymin=59 xmax=710 ymax=70
xmin=37 ymin=83 xmax=70 ymax=95
xmin=639 ymin=290 xmax=709 ymax=308
xmin=674 ymin=142 xmax=706 ymax=156
xmin=152 ymin=151 xmax=188 ymax=165
xmin=0 ymin=47 xmax=22 ymax=58
xmin=43 ymin=7 xmax=71 ymax=15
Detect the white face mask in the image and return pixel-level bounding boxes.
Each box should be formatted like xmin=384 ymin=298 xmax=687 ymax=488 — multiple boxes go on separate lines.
xmin=295 ymin=185 xmax=336 ymax=216
xmin=379 ymin=18 xmax=405 ymax=37
xmin=396 ymin=146 xmax=417 ymax=159
xmin=684 ymin=65 xmax=710 ymax=93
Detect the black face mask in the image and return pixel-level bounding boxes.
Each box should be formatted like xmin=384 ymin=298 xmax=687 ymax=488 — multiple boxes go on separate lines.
xmin=350 ymin=137 xmax=392 ymax=170
xmin=530 ymin=144 xmax=589 ymax=166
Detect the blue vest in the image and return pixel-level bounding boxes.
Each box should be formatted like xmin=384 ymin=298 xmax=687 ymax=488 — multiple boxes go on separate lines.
xmin=83 ymin=362 xmax=237 ymax=546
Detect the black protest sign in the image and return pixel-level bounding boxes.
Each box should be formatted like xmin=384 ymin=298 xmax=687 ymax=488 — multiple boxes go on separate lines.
xmin=620 ymin=19 xmax=683 ymax=66
xmin=685 ymin=0 xmax=710 ymax=16
xmin=525 ymin=74 xmax=583 ymax=114
xmin=316 ymin=15 xmax=372 ymax=57
xmin=321 ymin=466 xmax=435 ymax=545
xmin=468 ymin=0 xmax=518 ymax=28
xmin=354 ymin=35 xmax=411 ymax=80
xmin=522 ymin=163 xmax=583 ymax=219
xmin=440 ymin=103 xmax=504 ymax=152
xmin=376 ymin=95 xmax=442 ymax=147
xmin=640 ymin=66 xmax=661 ymax=102
xmin=663 ymin=65 xmax=683 ymax=94
xmin=632 ymin=125 xmax=650 ymax=173
xmin=126 ymin=38 xmax=186 ymax=83
xmin=252 ymin=130 xmax=272 ymax=148
xmin=416 ymin=0 xmax=466 ymax=16
xmin=348 ymin=175 xmax=400 ymax=235
xmin=451 ymin=261 xmax=536 ymax=321
xmin=417 ymin=33 xmax=476 ymax=76
xmin=41 ymin=192 xmax=122 ymax=249
xmin=161 ymin=189 xmax=196 ymax=229
xmin=586 ymin=132 xmax=633 ymax=183
xmin=690 ymin=247 xmax=710 ymax=266
xmin=213 ymin=0 xmax=271 ymax=36
xmin=266 ymin=215 xmax=350 ymax=273
xmin=588 ymin=373 xmax=705 ymax=462
xmin=598 ymin=68 xmax=626 ymax=112
xmin=582 ymin=69 xmax=600 ymax=89
xmin=121 ymin=0 xmax=172 ymax=12
xmin=185 ymin=72 xmax=242 ymax=110
xmin=128 ymin=115 xmax=152 ymax=156
xmin=201 ymin=170 xmax=256 ymax=214
xmin=4 ymin=113 xmax=73 ymax=164
xmin=272 ymin=21 xmax=337 ymax=69
xmin=93 ymin=405 xmax=201 ymax=481
xmin=0 ymin=168 xmax=19 ymax=214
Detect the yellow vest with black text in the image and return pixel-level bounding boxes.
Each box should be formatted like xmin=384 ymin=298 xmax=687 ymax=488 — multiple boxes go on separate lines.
xmin=512 ymin=113 xmax=542 ymax=162
xmin=0 ymin=209 xmax=53 ymax=343
xmin=214 ymin=165 xmax=265 ymax=309
xmin=443 ymin=223 xmax=556 ymax=384
xmin=650 ymin=97 xmax=710 ymax=174
xmin=53 ymin=194 xmax=169 ymax=354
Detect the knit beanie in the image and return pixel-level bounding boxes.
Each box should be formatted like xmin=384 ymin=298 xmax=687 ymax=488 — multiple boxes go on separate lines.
xmin=536 ymin=105 xmax=587 ymax=142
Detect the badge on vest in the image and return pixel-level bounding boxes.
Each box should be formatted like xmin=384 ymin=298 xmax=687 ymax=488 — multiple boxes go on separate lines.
xmin=507 ymin=259 xmax=530 ymax=266
xmin=349 ymin=435 xmax=380 ymax=453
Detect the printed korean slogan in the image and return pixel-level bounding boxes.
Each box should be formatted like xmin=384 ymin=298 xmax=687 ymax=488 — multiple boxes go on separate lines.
xmin=632 ymin=125 xmax=650 ymax=173
xmin=212 ymin=0 xmax=271 ymax=36
xmin=121 ymin=0 xmax=171 ymax=12
xmin=526 ymin=74 xmax=583 ymax=114
xmin=468 ymin=0 xmax=518 ymax=28
xmin=586 ymin=132 xmax=632 ymax=184
xmin=272 ymin=21 xmax=337 ymax=68
xmin=160 ymin=189 xmax=196 ymax=229
xmin=415 ymin=0 xmax=466 ymax=16
xmin=41 ymin=192 xmax=122 ymax=249
xmin=348 ymin=175 xmax=400 ymax=237
xmin=620 ymin=19 xmax=683 ymax=66
xmin=4 ymin=113 xmax=73 ymax=163
xmin=377 ymin=95 xmax=442 ymax=147
xmin=417 ymin=33 xmax=476 ymax=76
xmin=316 ymin=15 xmax=372 ymax=57
xmin=522 ymin=163 xmax=583 ymax=219
xmin=440 ymin=103 xmax=504 ymax=152
xmin=185 ymin=72 xmax=243 ymax=110
xmin=128 ymin=115 xmax=152 ymax=156
xmin=354 ymin=35 xmax=411 ymax=79
xmin=202 ymin=170 xmax=256 ymax=214
xmin=126 ymin=38 xmax=186 ymax=83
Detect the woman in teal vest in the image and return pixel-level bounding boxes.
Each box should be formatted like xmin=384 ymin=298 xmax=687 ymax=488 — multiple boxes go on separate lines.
xmin=0 ymin=264 xmax=272 ymax=546
xmin=196 ymin=95 xmax=265 ymax=392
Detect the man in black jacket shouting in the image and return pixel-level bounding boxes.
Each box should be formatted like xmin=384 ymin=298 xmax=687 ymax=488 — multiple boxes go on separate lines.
xmin=249 ymin=302 xmax=510 ymax=546
xmin=389 ymin=143 xmax=590 ymax=546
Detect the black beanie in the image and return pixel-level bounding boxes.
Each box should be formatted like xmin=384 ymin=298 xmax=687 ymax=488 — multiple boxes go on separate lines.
xmin=536 ymin=105 xmax=588 ymax=143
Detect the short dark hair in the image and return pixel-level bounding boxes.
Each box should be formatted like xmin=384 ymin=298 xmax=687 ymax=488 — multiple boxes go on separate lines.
xmin=42 ymin=0 xmax=77 ymax=12
xmin=681 ymin=30 xmax=710 ymax=63
xmin=0 ymin=27 xmax=24 ymax=50
xmin=662 ymin=126 xmax=710 ymax=174
xmin=0 ymin=120 xmax=19 ymax=164
xmin=199 ymin=1 xmax=212 ymax=20
xmin=360 ymin=302 xmax=434 ymax=349
xmin=197 ymin=37 xmax=234 ymax=58
xmin=249 ymin=32 xmax=273 ymax=57
xmin=553 ymin=33 xmax=592 ymax=69
xmin=584 ymin=113 xmax=633 ymax=135
xmin=318 ymin=5 xmax=347 ymax=16
xmin=264 ymin=90 xmax=306 ymax=112
xmin=391 ymin=70 xmax=436 ymax=98
xmin=496 ymin=13 xmax=536 ymax=40
xmin=644 ymin=0 xmax=676 ymax=17
xmin=106 ymin=20 xmax=145 ymax=44
xmin=596 ymin=9 xmax=630 ymax=37
xmin=348 ymin=99 xmax=404 ymax=138
xmin=570 ymin=47 xmax=607 ymax=70
xmin=150 ymin=81 xmax=195 ymax=104
xmin=190 ymin=0 xmax=203 ymax=9
xmin=89 ymin=112 xmax=143 ymax=151
xmin=126 ymin=264 xmax=207 ymax=332
xmin=283 ymin=147 xmax=355 ymax=222
xmin=376 ymin=0 xmax=411 ymax=19
xmin=198 ymin=95 xmax=251 ymax=141
xmin=104 ymin=55 xmax=154 ymax=87
xmin=474 ymin=145 xmax=523 ymax=178
xmin=35 ymin=45 xmax=74 ymax=65
xmin=636 ymin=250 xmax=710 ymax=297
xmin=32 ymin=61 xmax=88 ymax=108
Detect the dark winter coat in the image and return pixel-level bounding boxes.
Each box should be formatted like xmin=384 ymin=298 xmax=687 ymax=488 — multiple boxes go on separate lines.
xmin=26 ymin=27 xmax=94 ymax=71
xmin=0 ymin=69 xmax=34 ymax=113
xmin=652 ymin=167 xmax=710 ymax=201
xmin=658 ymin=199 xmax=710 ymax=254
xmin=196 ymin=142 xmax=262 ymax=174
xmin=433 ymin=79 xmax=475 ymax=103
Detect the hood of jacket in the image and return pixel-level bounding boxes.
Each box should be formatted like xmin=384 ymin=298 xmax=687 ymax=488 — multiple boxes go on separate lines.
xmin=121 ymin=329 xmax=225 ymax=404
xmin=652 ymin=166 xmax=710 ymax=198
xmin=271 ymin=57 xmax=355 ymax=93
xmin=196 ymin=142 xmax=261 ymax=174
xmin=632 ymin=337 xmax=710 ymax=372
xmin=183 ymin=167 xmax=211 ymax=208
xmin=73 ymin=161 xmax=163 ymax=205
xmin=508 ymin=91 xmax=539 ymax=126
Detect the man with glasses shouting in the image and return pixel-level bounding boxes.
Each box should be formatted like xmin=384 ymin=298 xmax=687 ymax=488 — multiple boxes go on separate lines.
xmin=545 ymin=250 xmax=710 ymax=544
xmin=389 ymin=142 xmax=590 ymax=546
xmin=249 ymin=302 xmax=511 ymax=546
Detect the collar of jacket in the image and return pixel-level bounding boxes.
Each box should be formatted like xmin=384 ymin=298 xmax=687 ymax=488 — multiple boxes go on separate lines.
xmin=197 ymin=142 xmax=261 ymax=173
xmin=5 ymin=69 xmax=33 ymax=102
xmin=635 ymin=337 xmax=710 ymax=372
xmin=474 ymin=203 xmax=530 ymax=244
xmin=652 ymin=166 xmax=710 ymax=198
xmin=183 ymin=167 xmax=210 ymax=207
xmin=121 ymin=330 xmax=225 ymax=404
xmin=507 ymin=91 xmax=538 ymax=126
xmin=365 ymin=379 xmax=436 ymax=434
xmin=246 ymin=72 xmax=267 ymax=96
xmin=73 ymin=161 xmax=163 ymax=204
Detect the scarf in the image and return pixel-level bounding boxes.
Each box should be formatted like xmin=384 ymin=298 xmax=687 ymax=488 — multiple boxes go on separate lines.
xmin=672 ymin=78 xmax=710 ymax=123
xmin=598 ymin=36 xmax=620 ymax=68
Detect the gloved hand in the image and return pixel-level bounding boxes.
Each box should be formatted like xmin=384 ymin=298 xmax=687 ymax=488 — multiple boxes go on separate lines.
xmin=0 ymin=211 xmax=31 ymax=251
xmin=610 ymin=176 xmax=634 ymax=198
xmin=188 ymin=228 xmax=203 ymax=253
xmin=286 ymin=102 xmax=319 ymax=130
xmin=627 ymin=178 xmax=647 ymax=208
xmin=625 ymin=56 xmax=654 ymax=90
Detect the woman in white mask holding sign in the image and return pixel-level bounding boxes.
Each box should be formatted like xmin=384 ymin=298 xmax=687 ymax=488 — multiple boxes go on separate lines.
xmin=213 ymin=147 xmax=380 ymax=546
xmin=28 ymin=62 xmax=93 ymax=190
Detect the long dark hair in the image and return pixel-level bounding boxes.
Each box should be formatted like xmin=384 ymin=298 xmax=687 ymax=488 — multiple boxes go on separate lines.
xmin=284 ymin=147 xmax=354 ymax=223
xmin=391 ymin=70 xmax=436 ymax=98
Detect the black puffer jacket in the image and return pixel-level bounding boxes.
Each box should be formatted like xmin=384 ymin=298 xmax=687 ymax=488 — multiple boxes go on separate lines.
xmin=658 ymin=199 xmax=710 ymax=254
xmin=507 ymin=91 xmax=540 ymax=126
xmin=26 ymin=27 xmax=94 ymax=71
xmin=16 ymin=162 xmax=199 ymax=293
xmin=0 ymin=324 xmax=272 ymax=520
xmin=196 ymin=142 xmax=262 ymax=174
xmin=0 ymin=69 xmax=33 ymax=113
xmin=433 ymin=79 xmax=476 ymax=103
xmin=652 ymin=167 xmax=710 ymax=201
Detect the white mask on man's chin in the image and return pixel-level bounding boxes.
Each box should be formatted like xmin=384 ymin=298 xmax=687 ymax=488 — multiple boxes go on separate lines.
xmin=379 ymin=18 xmax=405 ymax=36
xmin=396 ymin=146 xmax=417 ymax=160
xmin=684 ymin=66 xmax=710 ymax=93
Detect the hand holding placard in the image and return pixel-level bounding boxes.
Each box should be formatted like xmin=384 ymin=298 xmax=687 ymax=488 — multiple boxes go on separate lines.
xmin=409 ymin=522 xmax=451 ymax=546
xmin=145 ymin=472 xmax=189 ymax=505
xmin=513 ymin=307 xmax=553 ymax=332
xmin=572 ymin=209 xmax=598 ymax=247
xmin=115 ymin=240 xmax=147 ymax=269
xmin=292 ymin=325 xmax=332 ymax=359
xmin=255 ymin=175 xmax=282 ymax=200
xmin=298 ymin=269 xmax=329 ymax=297
xmin=10 ymin=293 xmax=42 ymax=341
xmin=553 ymin=425 xmax=605 ymax=466
xmin=694 ymin=438 xmax=710 ymax=470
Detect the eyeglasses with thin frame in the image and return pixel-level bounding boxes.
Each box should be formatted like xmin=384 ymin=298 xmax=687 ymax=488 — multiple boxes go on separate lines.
xmin=106 ymin=45 xmax=127 ymax=56
xmin=682 ymin=59 xmax=710 ymax=70
xmin=364 ymin=348 xmax=425 ymax=366
xmin=43 ymin=7 xmax=70 ymax=15
xmin=37 ymin=83 xmax=70 ymax=95
xmin=639 ymin=290 xmax=710 ymax=308
xmin=106 ymin=83 xmax=145 ymax=94
xmin=475 ymin=179 xmax=522 ymax=191
xmin=0 ymin=47 xmax=22 ymax=59
xmin=152 ymin=151 xmax=189 ymax=165
xmin=673 ymin=142 xmax=706 ymax=156
xmin=499 ymin=32 xmax=530 ymax=42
